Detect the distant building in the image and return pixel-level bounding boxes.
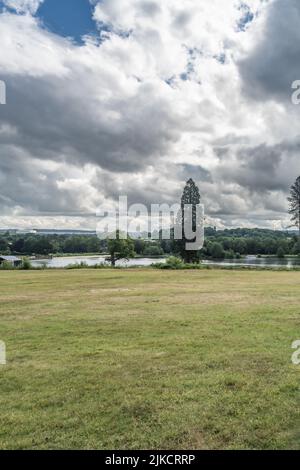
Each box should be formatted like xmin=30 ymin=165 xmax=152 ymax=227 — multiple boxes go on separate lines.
xmin=0 ymin=255 xmax=22 ymax=267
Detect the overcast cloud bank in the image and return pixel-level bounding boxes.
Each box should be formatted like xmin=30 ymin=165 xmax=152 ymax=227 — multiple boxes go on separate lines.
xmin=0 ymin=0 xmax=299 ymax=230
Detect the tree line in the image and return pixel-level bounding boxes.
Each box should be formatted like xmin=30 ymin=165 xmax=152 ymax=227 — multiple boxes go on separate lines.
xmin=0 ymin=227 xmax=299 ymax=260
xmin=1 ymin=176 xmax=300 ymax=262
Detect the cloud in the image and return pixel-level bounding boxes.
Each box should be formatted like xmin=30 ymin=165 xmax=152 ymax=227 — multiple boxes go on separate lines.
xmin=238 ymin=0 xmax=300 ymax=103
xmin=2 ymin=0 xmax=44 ymax=14
xmin=0 ymin=0 xmax=298 ymax=230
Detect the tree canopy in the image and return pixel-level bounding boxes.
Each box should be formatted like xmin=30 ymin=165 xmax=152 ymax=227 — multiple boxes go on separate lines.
xmin=107 ymin=231 xmax=135 ymax=267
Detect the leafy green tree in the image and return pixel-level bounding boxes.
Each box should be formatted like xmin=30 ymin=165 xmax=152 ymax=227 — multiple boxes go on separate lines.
xmin=210 ymin=242 xmax=225 ymax=260
xmin=277 ymin=246 xmax=285 ymax=258
xmin=11 ymin=238 xmax=25 ymax=253
xmin=0 ymin=237 xmax=10 ymax=254
xmin=85 ymin=237 xmax=100 ymax=253
xmin=225 ymin=249 xmax=235 ymax=259
xmin=107 ymin=231 xmax=135 ymax=267
xmin=233 ymin=238 xmax=247 ymax=255
xmin=34 ymin=237 xmax=55 ymax=255
xmin=288 ymin=176 xmax=300 ymax=237
xmin=134 ymin=239 xmax=146 ymax=255
xmin=159 ymin=238 xmax=172 ymax=254
xmin=143 ymin=243 xmax=164 ymax=256
xmin=292 ymin=240 xmax=300 ymax=255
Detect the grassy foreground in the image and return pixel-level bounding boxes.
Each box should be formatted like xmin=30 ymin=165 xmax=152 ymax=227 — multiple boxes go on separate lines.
xmin=0 ymin=269 xmax=299 ymax=450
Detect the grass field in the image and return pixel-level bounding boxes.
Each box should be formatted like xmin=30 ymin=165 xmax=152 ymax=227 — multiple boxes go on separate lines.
xmin=0 ymin=269 xmax=299 ymax=450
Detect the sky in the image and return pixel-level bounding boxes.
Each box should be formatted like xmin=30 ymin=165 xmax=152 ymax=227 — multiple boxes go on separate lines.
xmin=0 ymin=0 xmax=300 ymax=230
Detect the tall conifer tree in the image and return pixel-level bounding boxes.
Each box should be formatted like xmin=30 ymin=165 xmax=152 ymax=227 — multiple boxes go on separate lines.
xmin=176 ymin=179 xmax=201 ymax=263
xmin=288 ymin=176 xmax=300 ymax=238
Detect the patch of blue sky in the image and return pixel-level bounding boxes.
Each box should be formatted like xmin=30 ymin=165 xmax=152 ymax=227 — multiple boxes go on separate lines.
xmin=237 ymin=3 xmax=254 ymax=31
xmin=0 ymin=0 xmax=102 ymax=44
xmin=37 ymin=0 xmax=99 ymax=44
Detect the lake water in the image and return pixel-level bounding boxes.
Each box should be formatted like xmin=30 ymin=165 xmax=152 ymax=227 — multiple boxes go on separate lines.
xmin=30 ymin=255 xmax=300 ymax=269
xmin=202 ymin=256 xmax=300 ymax=269
xmin=31 ymin=256 xmax=166 ymax=269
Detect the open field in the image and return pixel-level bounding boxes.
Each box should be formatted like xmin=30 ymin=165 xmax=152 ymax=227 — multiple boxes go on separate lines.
xmin=0 ymin=269 xmax=299 ymax=450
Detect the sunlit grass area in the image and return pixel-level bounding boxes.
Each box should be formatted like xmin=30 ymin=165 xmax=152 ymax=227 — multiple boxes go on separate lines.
xmin=0 ymin=269 xmax=299 ymax=449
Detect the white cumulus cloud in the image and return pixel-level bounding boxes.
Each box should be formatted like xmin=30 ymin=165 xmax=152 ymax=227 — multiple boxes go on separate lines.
xmin=2 ymin=0 xmax=44 ymax=14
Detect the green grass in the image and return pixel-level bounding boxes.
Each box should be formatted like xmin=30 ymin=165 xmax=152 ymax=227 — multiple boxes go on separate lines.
xmin=0 ymin=269 xmax=299 ymax=450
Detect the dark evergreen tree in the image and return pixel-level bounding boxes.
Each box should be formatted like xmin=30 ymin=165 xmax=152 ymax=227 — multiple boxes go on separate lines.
xmin=176 ymin=179 xmax=201 ymax=263
xmin=288 ymin=176 xmax=300 ymax=238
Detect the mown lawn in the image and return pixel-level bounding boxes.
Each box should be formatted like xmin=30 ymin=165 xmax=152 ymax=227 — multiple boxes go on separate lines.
xmin=0 ymin=269 xmax=299 ymax=449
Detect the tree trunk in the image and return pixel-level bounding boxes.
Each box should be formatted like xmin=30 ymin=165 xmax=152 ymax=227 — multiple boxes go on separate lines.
xmin=111 ymin=254 xmax=116 ymax=267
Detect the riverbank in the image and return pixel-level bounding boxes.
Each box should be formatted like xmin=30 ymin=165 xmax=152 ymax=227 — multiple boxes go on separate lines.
xmin=2 ymin=256 xmax=300 ymax=271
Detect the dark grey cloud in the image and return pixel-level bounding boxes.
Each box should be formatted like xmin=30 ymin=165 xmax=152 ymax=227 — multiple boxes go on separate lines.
xmin=138 ymin=1 xmax=161 ymax=17
xmin=0 ymin=146 xmax=90 ymax=214
xmin=0 ymin=73 xmax=179 ymax=173
xmin=179 ymin=164 xmax=213 ymax=184
xmin=239 ymin=0 xmax=300 ymax=103
xmin=215 ymin=140 xmax=300 ymax=194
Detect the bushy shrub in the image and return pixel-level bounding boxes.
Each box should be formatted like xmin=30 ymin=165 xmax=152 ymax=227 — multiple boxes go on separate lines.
xmin=165 ymin=256 xmax=185 ymax=269
xmin=153 ymin=256 xmax=207 ymax=270
xmin=67 ymin=262 xmax=89 ymax=269
xmin=152 ymin=256 xmax=184 ymax=270
xmin=0 ymin=261 xmax=14 ymax=270
xmin=21 ymin=258 xmax=32 ymax=270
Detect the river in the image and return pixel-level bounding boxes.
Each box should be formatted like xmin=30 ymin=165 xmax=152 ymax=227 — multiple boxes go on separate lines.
xmin=30 ymin=255 xmax=300 ymax=269
xmin=31 ymin=256 xmax=166 ymax=268
xmin=202 ymin=256 xmax=300 ymax=269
